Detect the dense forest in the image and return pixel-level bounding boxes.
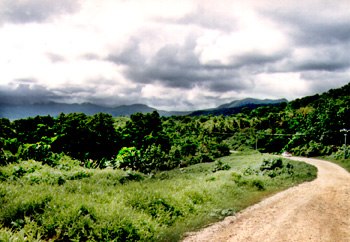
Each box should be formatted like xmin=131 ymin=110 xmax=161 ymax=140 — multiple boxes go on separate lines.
xmin=1 ymin=83 xmax=350 ymax=172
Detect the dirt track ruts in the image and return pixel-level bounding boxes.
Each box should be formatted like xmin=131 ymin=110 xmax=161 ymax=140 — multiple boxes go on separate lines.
xmin=182 ymin=157 xmax=350 ymax=242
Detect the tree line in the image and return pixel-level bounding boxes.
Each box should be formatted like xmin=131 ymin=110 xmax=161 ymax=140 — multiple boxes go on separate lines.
xmin=1 ymin=83 xmax=349 ymax=172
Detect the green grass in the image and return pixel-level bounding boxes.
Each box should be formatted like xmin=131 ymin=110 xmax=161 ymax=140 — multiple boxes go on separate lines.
xmin=0 ymin=153 xmax=317 ymax=241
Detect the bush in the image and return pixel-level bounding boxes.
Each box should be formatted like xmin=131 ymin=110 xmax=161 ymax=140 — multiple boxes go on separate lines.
xmin=197 ymin=153 xmax=215 ymax=163
xmin=0 ymin=149 xmax=18 ymax=166
xmin=208 ymin=143 xmax=230 ymax=158
xmin=330 ymin=146 xmax=350 ymax=160
xmin=260 ymin=157 xmax=284 ymax=171
xmin=212 ymin=160 xmax=231 ymax=172
xmin=19 ymin=142 xmax=57 ymax=166
xmin=251 ymin=179 xmax=265 ymax=191
xmin=115 ymin=146 xmax=174 ymax=173
xmin=242 ymin=157 xmax=294 ymax=178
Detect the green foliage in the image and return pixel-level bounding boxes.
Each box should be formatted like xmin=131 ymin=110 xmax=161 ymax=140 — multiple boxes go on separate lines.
xmin=181 ymin=142 xmax=198 ymax=157
xmin=260 ymin=157 xmax=284 ymax=171
xmin=251 ymin=179 xmax=265 ymax=191
xmin=330 ymin=146 xmax=350 ymax=160
xmin=0 ymin=153 xmax=317 ymax=241
xmin=242 ymin=157 xmax=295 ymax=178
xmin=126 ymin=192 xmax=183 ymax=226
xmin=212 ymin=160 xmax=231 ymax=172
xmin=19 ymin=142 xmax=55 ymax=165
xmin=115 ymin=147 xmax=141 ymax=170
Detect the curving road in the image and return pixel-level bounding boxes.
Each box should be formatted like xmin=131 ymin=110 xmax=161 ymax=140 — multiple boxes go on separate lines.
xmin=182 ymin=157 xmax=350 ymax=242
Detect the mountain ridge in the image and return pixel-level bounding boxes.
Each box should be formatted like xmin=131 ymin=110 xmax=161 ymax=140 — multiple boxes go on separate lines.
xmin=218 ymin=98 xmax=288 ymax=109
xmin=0 ymin=98 xmax=288 ymax=120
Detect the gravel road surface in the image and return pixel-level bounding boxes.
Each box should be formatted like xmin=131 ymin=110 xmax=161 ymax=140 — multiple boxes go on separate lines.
xmin=182 ymin=157 xmax=350 ymax=242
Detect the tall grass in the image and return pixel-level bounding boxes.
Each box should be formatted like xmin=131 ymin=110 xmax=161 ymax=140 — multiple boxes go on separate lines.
xmin=0 ymin=153 xmax=317 ymax=241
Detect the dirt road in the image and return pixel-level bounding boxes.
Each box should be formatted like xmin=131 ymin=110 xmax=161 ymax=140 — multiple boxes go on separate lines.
xmin=183 ymin=157 xmax=350 ymax=242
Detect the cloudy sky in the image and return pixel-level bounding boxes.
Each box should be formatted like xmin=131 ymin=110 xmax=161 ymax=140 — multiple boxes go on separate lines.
xmin=0 ymin=0 xmax=349 ymax=111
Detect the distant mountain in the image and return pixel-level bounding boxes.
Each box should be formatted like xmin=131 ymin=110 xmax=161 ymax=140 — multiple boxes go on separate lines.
xmin=0 ymin=98 xmax=288 ymax=120
xmin=189 ymin=98 xmax=288 ymax=116
xmin=217 ymin=98 xmax=288 ymax=109
xmin=0 ymin=102 xmax=191 ymax=120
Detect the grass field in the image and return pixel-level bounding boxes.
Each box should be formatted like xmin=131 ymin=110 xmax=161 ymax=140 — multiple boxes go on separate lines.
xmin=0 ymin=152 xmax=317 ymax=241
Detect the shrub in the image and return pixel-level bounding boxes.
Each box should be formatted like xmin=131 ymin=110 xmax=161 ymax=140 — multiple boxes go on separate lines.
xmin=260 ymin=157 xmax=284 ymax=171
xmin=115 ymin=146 xmax=174 ymax=173
xmin=330 ymin=146 xmax=350 ymax=160
xmin=197 ymin=153 xmax=215 ymax=163
xmin=181 ymin=143 xmax=198 ymax=157
xmin=251 ymin=179 xmax=265 ymax=191
xmin=208 ymin=143 xmax=230 ymax=158
xmin=19 ymin=142 xmax=58 ymax=166
xmin=115 ymin=147 xmax=141 ymax=171
xmin=212 ymin=160 xmax=231 ymax=172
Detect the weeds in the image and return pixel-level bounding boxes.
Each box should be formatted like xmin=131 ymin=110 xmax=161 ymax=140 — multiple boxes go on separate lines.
xmin=0 ymin=153 xmax=317 ymax=241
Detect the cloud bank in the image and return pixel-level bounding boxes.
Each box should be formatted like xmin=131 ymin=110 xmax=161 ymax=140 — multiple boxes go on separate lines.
xmin=0 ymin=0 xmax=349 ymax=111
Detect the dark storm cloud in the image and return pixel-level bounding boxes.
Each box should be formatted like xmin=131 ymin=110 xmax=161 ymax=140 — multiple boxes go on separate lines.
xmin=205 ymin=79 xmax=253 ymax=93
xmin=107 ymin=38 xmax=145 ymax=66
xmin=122 ymin=42 xmax=224 ymax=89
xmin=0 ymin=0 xmax=80 ymax=24
xmin=278 ymin=14 xmax=350 ymax=46
xmin=296 ymin=61 xmax=349 ymax=72
xmin=262 ymin=4 xmax=350 ymax=47
xmin=0 ymin=78 xmax=144 ymax=107
xmin=107 ymin=35 xmax=285 ymax=93
xmin=269 ymin=44 xmax=350 ymax=73
xmin=108 ymin=38 xmax=205 ymax=88
xmin=0 ymin=82 xmax=61 ymax=105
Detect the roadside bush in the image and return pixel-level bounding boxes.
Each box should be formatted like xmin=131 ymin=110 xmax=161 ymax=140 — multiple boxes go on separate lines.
xmin=243 ymin=157 xmax=294 ymax=178
xmin=330 ymin=146 xmax=350 ymax=160
xmin=290 ymin=141 xmax=337 ymax=157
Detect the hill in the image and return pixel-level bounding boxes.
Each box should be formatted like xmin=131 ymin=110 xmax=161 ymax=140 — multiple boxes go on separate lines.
xmin=189 ymin=98 xmax=288 ymax=116
xmin=0 ymin=102 xmax=191 ymax=120
xmin=0 ymin=98 xmax=287 ymax=120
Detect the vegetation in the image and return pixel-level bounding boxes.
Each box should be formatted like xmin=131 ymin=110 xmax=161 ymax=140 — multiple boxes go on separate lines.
xmin=0 ymin=153 xmax=316 ymax=241
xmin=0 ymin=82 xmax=349 ymax=241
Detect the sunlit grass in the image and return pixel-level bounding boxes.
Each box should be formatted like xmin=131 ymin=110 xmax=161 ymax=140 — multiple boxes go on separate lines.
xmin=0 ymin=153 xmax=317 ymax=241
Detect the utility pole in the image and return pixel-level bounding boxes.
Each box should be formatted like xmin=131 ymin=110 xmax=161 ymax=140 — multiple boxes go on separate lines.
xmin=341 ymin=129 xmax=349 ymax=159
xmin=345 ymin=133 xmax=347 ymax=159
